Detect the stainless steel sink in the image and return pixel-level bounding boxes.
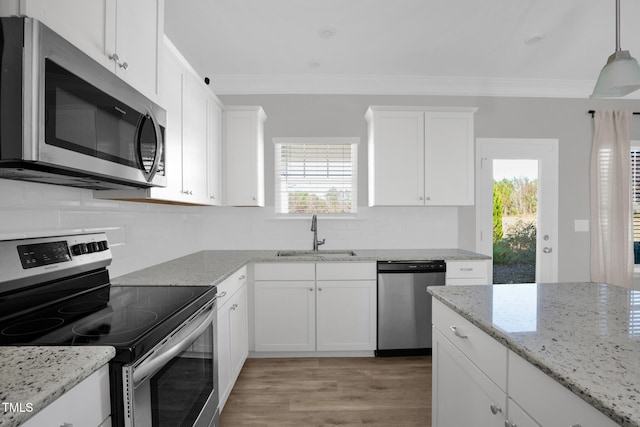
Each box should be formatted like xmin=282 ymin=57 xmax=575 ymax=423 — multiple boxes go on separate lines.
xmin=276 ymin=250 xmax=358 ymax=257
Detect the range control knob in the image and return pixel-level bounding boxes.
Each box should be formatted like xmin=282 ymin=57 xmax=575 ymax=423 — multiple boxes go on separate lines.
xmin=71 ymin=243 xmax=87 ymax=256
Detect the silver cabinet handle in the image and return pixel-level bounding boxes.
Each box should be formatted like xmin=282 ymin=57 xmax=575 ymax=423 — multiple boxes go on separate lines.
xmin=450 ymin=325 xmax=468 ymax=339
xmin=238 ymin=275 xmax=246 ymax=280
xmin=505 ymin=421 xmax=517 ymax=427
xmin=108 ymin=53 xmax=128 ymax=70
xmin=218 ymin=291 xmax=227 ymax=298
xmin=569 ymin=425 xmax=582 ymax=427
xmin=460 ymin=268 xmax=474 ymax=271
xmin=230 ymin=303 xmax=238 ymax=310
xmin=490 ymin=404 xmax=502 ymax=415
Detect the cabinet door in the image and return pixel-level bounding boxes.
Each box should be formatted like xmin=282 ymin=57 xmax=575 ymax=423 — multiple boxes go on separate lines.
xmin=216 ymin=296 xmax=232 ymax=411
xmin=432 ymin=329 xmax=506 ymax=427
xmin=114 ymin=0 xmax=163 ymax=100
xmin=223 ymin=107 xmax=266 ymax=207
xmin=207 ymin=97 xmax=223 ymax=205
xmin=182 ymin=71 xmax=209 ymax=203
xmin=7 ymin=0 xmax=113 ymax=70
xmin=153 ymin=42 xmax=186 ymax=202
xmin=229 ymin=284 xmax=249 ymax=378
xmin=316 ymin=280 xmax=377 ymax=351
xmin=368 ymin=110 xmax=424 ymax=206
xmin=424 ymin=111 xmax=474 ymax=205
xmin=254 ymin=281 xmax=315 ymax=352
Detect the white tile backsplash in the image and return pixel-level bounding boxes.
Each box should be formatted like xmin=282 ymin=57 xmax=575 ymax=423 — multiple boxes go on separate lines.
xmin=0 ymin=179 xmax=207 ymax=278
xmin=1 ymin=178 xmax=463 ymax=278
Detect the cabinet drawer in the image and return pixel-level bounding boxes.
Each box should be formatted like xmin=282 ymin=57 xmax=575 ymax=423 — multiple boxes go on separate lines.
xmin=446 ymin=260 xmax=488 ymax=279
xmin=254 ymin=263 xmax=315 ymax=281
xmin=217 ymin=266 xmax=247 ymax=307
xmin=316 ymin=262 xmax=376 ymax=281
xmin=508 ymin=350 xmax=618 ymax=427
xmin=432 ymin=299 xmax=507 ymax=389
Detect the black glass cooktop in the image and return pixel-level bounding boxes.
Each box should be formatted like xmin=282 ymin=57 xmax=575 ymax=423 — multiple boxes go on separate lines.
xmin=0 ymin=284 xmax=216 ymax=362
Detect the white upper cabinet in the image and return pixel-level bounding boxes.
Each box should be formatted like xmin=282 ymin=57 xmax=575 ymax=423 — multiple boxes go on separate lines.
xmin=366 ymin=106 xmax=477 ymax=206
xmin=207 ymin=99 xmax=223 ymax=205
xmin=223 ymin=106 xmax=266 ymax=207
xmin=0 ymin=0 xmax=164 ymax=101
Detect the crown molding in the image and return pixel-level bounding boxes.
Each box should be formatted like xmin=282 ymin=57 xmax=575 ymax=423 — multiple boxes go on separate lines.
xmin=207 ymin=74 xmax=633 ymax=98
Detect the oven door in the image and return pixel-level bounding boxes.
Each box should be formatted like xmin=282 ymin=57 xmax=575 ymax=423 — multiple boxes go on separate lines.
xmin=123 ymin=299 xmax=218 ymax=427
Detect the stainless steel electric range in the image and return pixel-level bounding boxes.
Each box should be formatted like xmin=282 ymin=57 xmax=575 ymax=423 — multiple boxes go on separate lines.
xmin=0 ymin=233 xmax=218 ymax=427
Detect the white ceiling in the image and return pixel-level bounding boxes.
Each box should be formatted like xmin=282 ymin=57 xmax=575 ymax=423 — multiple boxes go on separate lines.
xmin=164 ymin=0 xmax=640 ymax=98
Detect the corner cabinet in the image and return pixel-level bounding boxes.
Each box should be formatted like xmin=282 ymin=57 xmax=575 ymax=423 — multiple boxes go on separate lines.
xmin=253 ymin=262 xmax=377 ymax=353
xmin=223 ymin=107 xmax=266 ymax=207
xmin=0 ymin=0 xmax=164 ymax=102
xmin=366 ymin=106 xmax=476 ymax=207
xmin=432 ymin=299 xmax=618 ymax=427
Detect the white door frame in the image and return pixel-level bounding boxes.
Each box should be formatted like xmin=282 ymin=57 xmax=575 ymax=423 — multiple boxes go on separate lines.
xmin=476 ymin=138 xmax=559 ymax=283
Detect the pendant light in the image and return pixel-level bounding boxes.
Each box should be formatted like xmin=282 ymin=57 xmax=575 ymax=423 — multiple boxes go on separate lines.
xmin=591 ymin=0 xmax=640 ymax=98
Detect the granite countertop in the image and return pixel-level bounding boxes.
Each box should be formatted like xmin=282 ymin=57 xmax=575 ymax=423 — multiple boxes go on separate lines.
xmin=428 ymin=282 xmax=640 ymax=427
xmin=112 ymin=248 xmax=489 ymax=286
xmin=0 ymin=346 xmax=115 ymax=427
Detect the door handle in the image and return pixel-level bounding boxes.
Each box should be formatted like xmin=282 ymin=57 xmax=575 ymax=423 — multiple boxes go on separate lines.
xmin=543 ymin=247 xmax=552 ymax=253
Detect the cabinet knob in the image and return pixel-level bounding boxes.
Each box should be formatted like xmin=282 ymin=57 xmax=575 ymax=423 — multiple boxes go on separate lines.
xmin=318 ymin=288 xmax=322 ymax=291
xmin=309 ymin=288 xmax=313 ymax=292
xmin=418 ymin=196 xmax=424 ymax=200
xmin=490 ymin=404 xmax=502 ymax=415
xmin=210 ymin=195 xmax=216 ymax=199
xmin=108 ymin=53 xmax=128 ymax=70
xmin=426 ymin=196 xmax=431 ymax=201
xmin=505 ymin=421 xmax=517 ymax=427
xmin=569 ymin=425 xmax=582 ymax=427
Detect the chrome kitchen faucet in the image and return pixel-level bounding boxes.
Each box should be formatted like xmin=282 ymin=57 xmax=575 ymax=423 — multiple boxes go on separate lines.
xmin=311 ymin=213 xmax=325 ymax=251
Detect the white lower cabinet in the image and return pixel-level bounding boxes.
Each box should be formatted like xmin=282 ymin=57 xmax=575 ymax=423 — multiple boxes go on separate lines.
xmin=217 ymin=267 xmax=249 ymax=411
xmin=254 ymin=280 xmax=316 ymax=352
xmin=22 ymin=365 xmax=110 ymax=427
xmin=432 ymin=328 xmax=506 ymax=427
xmin=432 ymin=299 xmax=618 ymax=427
xmin=253 ymin=262 xmax=377 ymax=353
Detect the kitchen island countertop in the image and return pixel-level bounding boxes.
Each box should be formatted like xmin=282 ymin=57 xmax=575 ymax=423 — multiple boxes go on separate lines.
xmin=111 ymin=248 xmax=489 ymax=286
xmin=429 ymin=282 xmax=640 ymax=427
xmin=0 ymin=346 xmax=115 ymax=427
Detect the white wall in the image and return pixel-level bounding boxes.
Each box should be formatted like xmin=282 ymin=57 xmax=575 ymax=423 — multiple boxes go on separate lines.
xmin=0 ymin=179 xmax=207 ymax=278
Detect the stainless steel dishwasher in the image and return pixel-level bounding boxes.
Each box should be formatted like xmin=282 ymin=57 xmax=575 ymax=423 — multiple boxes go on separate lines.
xmin=376 ymin=260 xmax=446 ymax=356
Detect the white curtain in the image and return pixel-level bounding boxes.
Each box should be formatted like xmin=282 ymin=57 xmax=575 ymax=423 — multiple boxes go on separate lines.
xmin=590 ymin=110 xmax=633 ymax=288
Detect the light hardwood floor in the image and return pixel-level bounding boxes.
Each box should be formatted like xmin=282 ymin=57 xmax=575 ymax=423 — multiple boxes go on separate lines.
xmin=221 ymin=356 xmax=431 ymax=426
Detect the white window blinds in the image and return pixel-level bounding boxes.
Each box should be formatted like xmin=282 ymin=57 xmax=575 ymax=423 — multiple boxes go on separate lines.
xmin=632 ymin=146 xmax=640 ymax=261
xmin=274 ymin=138 xmax=358 ymax=214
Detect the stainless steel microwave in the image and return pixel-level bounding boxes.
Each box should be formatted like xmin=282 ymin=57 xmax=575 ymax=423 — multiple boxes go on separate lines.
xmin=0 ymin=17 xmax=166 ymax=190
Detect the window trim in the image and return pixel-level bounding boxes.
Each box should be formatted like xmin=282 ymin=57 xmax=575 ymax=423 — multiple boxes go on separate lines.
xmin=273 ymin=137 xmax=359 ymax=217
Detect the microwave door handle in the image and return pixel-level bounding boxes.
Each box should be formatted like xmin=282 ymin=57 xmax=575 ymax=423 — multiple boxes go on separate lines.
xmin=132 ymin=302 xmax=215 ymax=386
xmin=136 ymin=108 xmax=163 ymax=181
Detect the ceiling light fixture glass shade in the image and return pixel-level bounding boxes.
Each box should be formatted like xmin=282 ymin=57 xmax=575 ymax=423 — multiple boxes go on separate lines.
xmin=591 ymin=0 xmax=640 ymax=98
xmin=591 ymin=50 xmax=640 ymax=98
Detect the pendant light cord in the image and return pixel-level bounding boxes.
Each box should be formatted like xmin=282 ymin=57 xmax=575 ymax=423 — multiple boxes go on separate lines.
xmin=616 ymin=0 xmax=621 ymax=52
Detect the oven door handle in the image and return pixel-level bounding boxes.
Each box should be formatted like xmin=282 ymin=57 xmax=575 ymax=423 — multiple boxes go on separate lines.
xmin=132 ymin=301 xmax=215 ymax=386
